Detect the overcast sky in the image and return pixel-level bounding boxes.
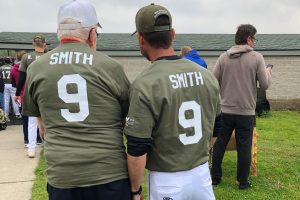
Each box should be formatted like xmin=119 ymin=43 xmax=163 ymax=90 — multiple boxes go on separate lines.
xmin=0 ymin=0 xmax=300 ymax=34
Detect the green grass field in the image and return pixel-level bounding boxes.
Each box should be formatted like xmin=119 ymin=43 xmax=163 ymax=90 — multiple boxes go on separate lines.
xmin=32 ymin=111 xmax=300 ymax=200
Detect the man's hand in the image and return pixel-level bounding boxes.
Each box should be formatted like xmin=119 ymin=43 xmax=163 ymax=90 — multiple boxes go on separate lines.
xmin=13 ymin=96 xmax=21 ymax=105
xmin=132 ymin=194 xmax=143 ymax=200
xmin=127 ymin=154 xmax=147 ymax=200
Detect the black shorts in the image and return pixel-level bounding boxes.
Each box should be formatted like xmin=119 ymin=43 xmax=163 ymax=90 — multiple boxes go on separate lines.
xmin=47 ymin=178 xmax=131 ymax=200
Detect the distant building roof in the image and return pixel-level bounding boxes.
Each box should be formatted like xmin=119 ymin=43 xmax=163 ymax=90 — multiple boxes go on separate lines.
xmin=0 ymin=32 xmax=300 ymax=56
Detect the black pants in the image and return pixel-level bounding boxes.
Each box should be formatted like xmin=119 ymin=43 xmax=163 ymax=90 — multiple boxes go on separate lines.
xmin=22 ymin=114 xmax=28 ymax=143
xmin=21 ymin=114 xmax=42 ymax=144
xmin=47 ymin=178 xmax=131 ymax=200
xmin=213 ymin=114 xmax=222 ymax=137
xmin=211 ymin=113 xmax=254 ymax=184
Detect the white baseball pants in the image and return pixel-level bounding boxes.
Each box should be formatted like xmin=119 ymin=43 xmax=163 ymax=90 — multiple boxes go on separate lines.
xmin=27 ymin=116 xmax=38 ymax=151
xmin=147 ymin=162 xmax=215 ymax=200
xmin=4 ymin=84 xmax=20 ymax=116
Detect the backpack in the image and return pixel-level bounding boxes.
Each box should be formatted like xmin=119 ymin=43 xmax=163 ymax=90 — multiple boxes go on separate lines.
xmin=256 ymin=98 xmax=270 ymax=117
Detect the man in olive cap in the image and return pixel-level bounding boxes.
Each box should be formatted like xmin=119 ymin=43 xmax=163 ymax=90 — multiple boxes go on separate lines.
xmin=126 ymin=3 xmax=219 ymax=200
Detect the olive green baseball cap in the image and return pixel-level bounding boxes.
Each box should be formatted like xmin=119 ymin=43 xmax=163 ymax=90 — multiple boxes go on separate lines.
xmin=132 ymin=3 xmax=172 ymax=36
xmin=33 ymin=35 xmax=46 ymax=43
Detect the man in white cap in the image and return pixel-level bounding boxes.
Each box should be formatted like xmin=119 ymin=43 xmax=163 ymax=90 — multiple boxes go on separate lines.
xmin=22 ymin=0 xmax=131 ymax=199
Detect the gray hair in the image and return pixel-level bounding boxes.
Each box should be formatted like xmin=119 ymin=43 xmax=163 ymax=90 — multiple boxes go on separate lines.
xmin=57 ymin=18 xmax=95 ymax=41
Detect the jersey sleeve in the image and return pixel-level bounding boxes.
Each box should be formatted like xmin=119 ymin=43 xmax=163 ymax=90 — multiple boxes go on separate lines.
xmin=125 ymin=85 xmax=155 ymax=139
xmin=22 ymin=69 xmax=40 ymax=117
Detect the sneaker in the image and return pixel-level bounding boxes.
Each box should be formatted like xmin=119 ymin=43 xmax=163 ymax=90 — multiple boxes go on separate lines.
xmin=239 ymin=181 xmax=252 ymax=190
xmin=24 ymin=142 xmax=28 ymax=148
xmin=36 ymin=140 xmax=43 ymax=145
xmin=27 ymin=150 xmax=35 ymax=158
xmin=15 ymin=115 xmax=22 ymax=119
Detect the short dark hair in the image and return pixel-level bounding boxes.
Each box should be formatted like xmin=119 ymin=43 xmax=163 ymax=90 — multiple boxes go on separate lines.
xmin=140 ymin=15 xmax=172 ymax=49
xmin=235 ymin=24 xmax=257 ymax=45
xmin=33 ymin=40 xmax=45 ymax=48
xmin=4 ymin=57 xmax=13 ymax=64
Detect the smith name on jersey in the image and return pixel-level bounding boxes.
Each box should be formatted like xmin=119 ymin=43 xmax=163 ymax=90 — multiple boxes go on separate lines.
xmin=49 ymin=51 xmax=94 ymax=65
xmin=169 ymin=71 xmax=204 ymax=89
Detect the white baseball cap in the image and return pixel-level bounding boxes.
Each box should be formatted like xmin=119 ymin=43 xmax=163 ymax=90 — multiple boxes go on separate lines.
xmin=58 ymin=0 xmax=102 ymax=30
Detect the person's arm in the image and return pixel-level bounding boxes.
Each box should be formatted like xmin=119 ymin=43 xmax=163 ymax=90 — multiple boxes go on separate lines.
xmin=213 ymin=56 xmax=222 ymax=84
xmin=126 ymin=135 xmax=152 ymax=200
xmin=16 ymin=71 xmax=26 ymax=96
xmin=37 ymin=117 xmax=45 ymax=140
xmin=128 ymin=154 xmax=146 ymax=200
xmin=256 ymin=54 xmax=272 ymax=90
xmin=125 ymin=86 xmax=153 ymax=199
xmin=13 ymin=71 xmax=26 ymax=105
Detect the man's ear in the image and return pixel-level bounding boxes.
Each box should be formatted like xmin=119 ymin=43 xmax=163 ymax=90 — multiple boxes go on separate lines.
xmin=89 ymin=29 xmax=97 ymax=50
xmin=171 ymin=28 xmax=175 ymax=40
xmin=246 ymin=36 xmax=252 ymax=45
xmin=137 ymin=32 xmax=144 ymax=45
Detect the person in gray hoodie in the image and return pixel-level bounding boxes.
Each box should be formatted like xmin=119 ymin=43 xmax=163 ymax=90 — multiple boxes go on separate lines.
xmin=211 ymin=24 xmax=272 ymax=189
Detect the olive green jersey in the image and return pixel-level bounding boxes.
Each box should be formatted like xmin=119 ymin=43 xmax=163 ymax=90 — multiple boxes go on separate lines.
xmin=22 ymin=42 xmax=130 ymax=188
xmin=0 ymin=64 xmax=12 ymax=84
xmin=20 ymin=51 xmax=44 ymax=72
xmin=125 ymin=58 xmax=220 ymax=172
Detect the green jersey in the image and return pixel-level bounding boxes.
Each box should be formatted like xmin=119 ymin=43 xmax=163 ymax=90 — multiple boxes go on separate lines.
xmin=20 ymin=51 xmax=44 ymax=72
xmin=0 ymin=64 xmax=12 ymax=84
xmin=125 ymin=58 xmax=220 ymax=172
xmin=23 ymin=42 xmax=130 ymax=188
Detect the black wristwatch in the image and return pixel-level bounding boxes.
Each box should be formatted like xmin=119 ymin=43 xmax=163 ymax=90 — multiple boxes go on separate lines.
xmin=131 ymin=186 xmax=142 ymax=196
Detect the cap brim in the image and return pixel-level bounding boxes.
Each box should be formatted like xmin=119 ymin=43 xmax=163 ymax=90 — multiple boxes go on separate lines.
xmin=131 ymin=30 xmax=137 ymax=36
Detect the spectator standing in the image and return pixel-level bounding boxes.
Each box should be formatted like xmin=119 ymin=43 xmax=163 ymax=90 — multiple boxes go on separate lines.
xmin=22 ymin=0 xmax=131 ymax=199
xmin=0 ymin=65 xmax=4 ymax=109
xmin=211 ymin=24 xmax=272 ymax=189
xmin=180 ymin=46 xmax=208 ymax=68
xmin=125 ymin=3 xmax=220 ymax=200
xmin=1 ymin=57 xmax=21 ymax=120
xmin=11 ymin=50 xmax=27 ymax=145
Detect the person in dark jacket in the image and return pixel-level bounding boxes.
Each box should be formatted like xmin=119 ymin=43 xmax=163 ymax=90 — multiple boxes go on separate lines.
xmin=11 ymin=50 xmax=28 ymax=145
xmin=0 ymin=68 xmax=4 ymax=109
xmin=180 ymin=46 xmax=208 ymax=68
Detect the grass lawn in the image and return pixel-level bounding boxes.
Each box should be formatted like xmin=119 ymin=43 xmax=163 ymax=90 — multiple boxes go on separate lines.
xmin=32 ymin=111 xmax=300 ymax=200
